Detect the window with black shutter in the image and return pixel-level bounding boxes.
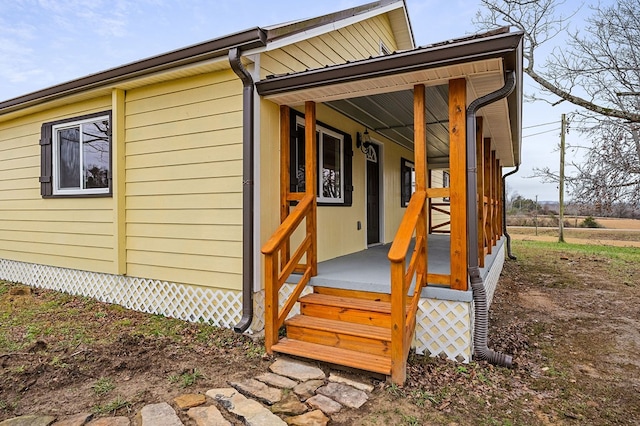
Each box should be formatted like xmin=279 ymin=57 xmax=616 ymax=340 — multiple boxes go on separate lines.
xmin=40 ymin=111 xmax=112 ymax=198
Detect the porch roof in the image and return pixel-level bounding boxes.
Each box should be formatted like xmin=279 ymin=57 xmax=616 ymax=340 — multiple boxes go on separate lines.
xmin=256 ymin=28 xmax=524 ymax=167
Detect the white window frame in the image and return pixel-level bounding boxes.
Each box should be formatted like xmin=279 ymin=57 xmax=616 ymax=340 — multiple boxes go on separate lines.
xmin=295 ymin=116 xmax=345 ymax=204
xmin=52 ymin=115 xmax=110 ymax=196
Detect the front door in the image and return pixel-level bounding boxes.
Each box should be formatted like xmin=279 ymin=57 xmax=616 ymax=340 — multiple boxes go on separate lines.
xmin=366 ymin=144 xmax=380 ymax=245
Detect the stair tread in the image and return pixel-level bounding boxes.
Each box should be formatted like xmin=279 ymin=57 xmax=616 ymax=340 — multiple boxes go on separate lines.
xmin=286 ymin=314 xmax=391 ymax=341
xmin=272 ymin=338 xmax=392 ymax=375
xmin=299 ymin=293 xmax=391 ymax=313
xmin=313 ymin=286 xmax=391 ymax=302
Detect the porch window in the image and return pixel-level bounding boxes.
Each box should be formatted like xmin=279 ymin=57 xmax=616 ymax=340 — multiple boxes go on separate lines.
xmin=40 ymin=111 xmax=112 ymax=198
xmin=401 ymin=157 xmax=415 ymax=207
xmin=290 ymin=112 xmax=353 ymax=206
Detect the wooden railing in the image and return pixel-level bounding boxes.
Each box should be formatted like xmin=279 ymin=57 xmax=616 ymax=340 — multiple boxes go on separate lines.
xmin=429 ymin=202 xmax=451 ymax=234
xmin=388 ymin=190 xmax=427 ymax=383
xmin=262 ymin=193 xmax=315 ymax=353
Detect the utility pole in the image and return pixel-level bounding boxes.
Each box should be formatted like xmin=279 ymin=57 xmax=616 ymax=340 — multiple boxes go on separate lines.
xmin=559 ymin=114 xmax=567 ymax=243
xmin=535 ymin=195 xmax=538 ymax=236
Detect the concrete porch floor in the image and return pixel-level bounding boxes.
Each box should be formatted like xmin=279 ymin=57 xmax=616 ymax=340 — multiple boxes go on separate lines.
xmin=289 ymin=234 xmax=505 ymax=303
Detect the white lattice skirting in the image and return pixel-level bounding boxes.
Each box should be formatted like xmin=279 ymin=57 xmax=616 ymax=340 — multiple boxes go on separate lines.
xmin=484 ymin=243 xmax=505 ymax=308
xmin=1 ymin=245 xmax=506 ymax=364
xmin=0 ymin=259 xmax=245 ymax=330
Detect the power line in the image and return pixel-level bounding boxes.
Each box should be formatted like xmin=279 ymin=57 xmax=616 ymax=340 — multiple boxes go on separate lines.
xmin=522 ymin=121 xmax=558 ymax=130
xmin=522 ymin=128 xmax=561 ymax=138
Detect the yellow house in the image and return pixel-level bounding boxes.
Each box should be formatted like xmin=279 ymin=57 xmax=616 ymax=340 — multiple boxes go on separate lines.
xmin=0 ymin=0 xmax=523 ymax=383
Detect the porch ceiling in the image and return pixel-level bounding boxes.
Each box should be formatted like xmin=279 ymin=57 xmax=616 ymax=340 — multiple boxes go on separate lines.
xmin=256 ymin=29 xmax=523 ymax=167
xmin=325 ymin=85 xmax=451 ymax=165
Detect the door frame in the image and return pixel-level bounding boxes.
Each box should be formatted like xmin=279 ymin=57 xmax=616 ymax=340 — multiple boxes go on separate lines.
xmin=365 ymin=141 xmax=384 ymax=247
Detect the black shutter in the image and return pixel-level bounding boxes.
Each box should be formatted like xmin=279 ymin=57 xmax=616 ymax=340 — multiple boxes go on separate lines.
xmin=344 ymin=134 xmax=353 ymax=206
xmin=39 ymin=123 xmax=52 ymax=197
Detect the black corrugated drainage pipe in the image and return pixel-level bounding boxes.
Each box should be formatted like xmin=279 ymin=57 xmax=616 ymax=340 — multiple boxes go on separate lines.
xmin=229 ymin=47 xmax=255 ymax=333
xmin=465 ymin=71 xmax=516 ymax=367
xmin=502 ymin=165 xmax=520 ymax=260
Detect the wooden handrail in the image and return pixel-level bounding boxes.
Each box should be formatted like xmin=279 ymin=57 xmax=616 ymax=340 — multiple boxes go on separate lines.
xmin=262 ymin=193 xmax=314 ymax=255
xmin=388 ymin=190 xmax=428 ymax=384
xmin=263 ymin=192 xmax=315 ymax=354
xmin=388 ymin=190 xmax=427 ymax=263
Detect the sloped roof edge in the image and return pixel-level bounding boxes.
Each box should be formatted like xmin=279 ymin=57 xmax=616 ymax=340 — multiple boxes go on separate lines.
xmin=0 ymin=28 xmax=267 ymax=116
xmin=264 ymin=0 xmax=404 ymax=42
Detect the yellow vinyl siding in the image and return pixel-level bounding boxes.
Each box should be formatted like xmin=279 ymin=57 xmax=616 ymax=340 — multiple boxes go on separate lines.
xmin=0 ymin=97 xmax=115 ymax=274
xmin=261 ymin=15 xmax=399 ymax=77
xmin=125 ymin=70 xmax=244 ymax=291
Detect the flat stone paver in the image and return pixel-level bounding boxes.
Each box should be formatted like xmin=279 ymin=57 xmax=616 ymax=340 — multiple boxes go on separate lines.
xmin=271 ymin=393 xmax=307 ymax=416
xmin=316 ymin=382 xmax=368 ymax=409
xmin=293 ymin=380 xmax=325 ymax=401
xmin=136 ymin=402 xmax=183 ymax=426
xmin=52 ymin=413 xmax=93 ymax=426
xmin=285 ymin=410 xmax=329 ymax=426
xmin=173 ymin=394 xmax=206 ymax=410
xmin=306 ymin=394 xmax=342 ymax=414
xmin=328 ymin=372 xmax=374 ymax=392
xmin=0 ymin=416 xmax=56 ymax=426
xmin=187 ymin=405 xmax=231 ymax=426
xmin=208 ymin=388 xmax=286 ymax=426
xmin=230 ymin=379 xmax=282 ymax=405
xmin=269 ymin=358 xmax=325 ymax=382
xmin=256 ymin=372 xmax=298 ymax=389
xmin=86 ymin=418 xmax=130 ymax=426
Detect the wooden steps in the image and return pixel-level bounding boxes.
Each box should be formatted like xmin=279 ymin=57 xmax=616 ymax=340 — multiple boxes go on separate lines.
xmin=271 ymin=338 xmax=392 ymax=375
xmin=270 ymin=288 xmax=395 ymax=376
xmin=299 ymin=293 xmax=393 ymax=327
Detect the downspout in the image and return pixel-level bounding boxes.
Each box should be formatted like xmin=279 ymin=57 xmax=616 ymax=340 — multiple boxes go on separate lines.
xmin=229 ymin=47 xmax=255 ymax=333
xmin=466 ymin=71 xmax=516 ymax=367
xmin=502 ymin=165 xmax=520 ymax=260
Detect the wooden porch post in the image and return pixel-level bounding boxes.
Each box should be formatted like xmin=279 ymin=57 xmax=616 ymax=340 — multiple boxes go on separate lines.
xmin=498 ymin=165 xmax=503 ymax=237
xmin=448 ymin=78 xmax=467 ymax=291
xmin=414 ymin=84 xmax=428 ymax=254
xmin=476 ymin=117 xmax=485 ymax=268
xmin=484 ymin=140 xmax=492 ymax=254
xmin=280 ymin=106 xmax=291 ymax=270
xmin=305 ymin=101 xmax=318 ymax=276
xmin=490 ymin=151 xmax=497 ymax=246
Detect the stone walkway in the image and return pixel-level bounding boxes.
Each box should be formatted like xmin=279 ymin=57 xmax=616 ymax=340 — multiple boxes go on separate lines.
xmin=0 ymin=357 xmax=376 ymax=426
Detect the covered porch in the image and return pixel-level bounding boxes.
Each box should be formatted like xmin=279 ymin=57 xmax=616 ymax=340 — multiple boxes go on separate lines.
xmin=257 ymin=29 xmax=523 ymax=384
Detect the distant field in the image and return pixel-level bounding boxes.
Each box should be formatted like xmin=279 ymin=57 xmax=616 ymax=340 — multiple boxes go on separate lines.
xmin=507 ymin=224 xmax=640 ymax=246
xmin=595 ymin=217 xmax=640 ymax=229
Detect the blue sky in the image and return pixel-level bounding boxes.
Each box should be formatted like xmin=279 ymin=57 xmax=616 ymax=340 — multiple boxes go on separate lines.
xmin=0 ymin=0 xmax=589 ymax=201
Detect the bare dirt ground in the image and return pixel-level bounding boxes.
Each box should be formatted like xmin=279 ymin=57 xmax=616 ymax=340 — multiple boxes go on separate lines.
xmin=1 ymin=232 xmax=639 ymax=425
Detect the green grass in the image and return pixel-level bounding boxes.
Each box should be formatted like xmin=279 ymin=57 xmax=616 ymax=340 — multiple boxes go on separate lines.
xmin=92 ymin=395 xmax=131 ymax=415
xmin=93 ymin=377 xmax=115 ymax=396
xmin=168 ymin=369 xmax=203 ymax=388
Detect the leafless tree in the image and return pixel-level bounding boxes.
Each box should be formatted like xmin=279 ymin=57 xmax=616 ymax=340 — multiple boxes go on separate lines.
xmin=475 ymin=0 xmax=640 ymax=208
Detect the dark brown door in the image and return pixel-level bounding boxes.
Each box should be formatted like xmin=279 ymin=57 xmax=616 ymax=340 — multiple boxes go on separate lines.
xmin=367 ymin=144 xmax=380 ymax=245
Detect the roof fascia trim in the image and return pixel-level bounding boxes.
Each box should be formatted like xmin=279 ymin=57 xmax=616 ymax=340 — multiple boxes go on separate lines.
xmin=0 ymin=28 xmax=267 ymax=116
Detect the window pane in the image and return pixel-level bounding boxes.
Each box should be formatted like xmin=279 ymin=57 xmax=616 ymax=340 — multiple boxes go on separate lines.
xmin=291 ymin=123 xmax=306 ymax=192
xmin=58 ymin=127 xmax=80 ymax=189
xmin=82 ymin=120 xmax=110 ymax=189
xmin=322 ymin=133 xmax=341 ymax=199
